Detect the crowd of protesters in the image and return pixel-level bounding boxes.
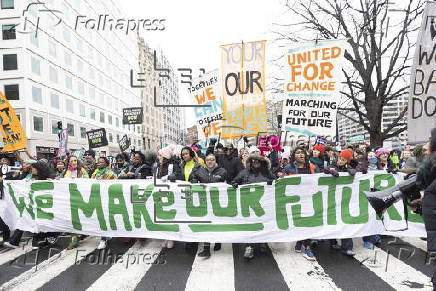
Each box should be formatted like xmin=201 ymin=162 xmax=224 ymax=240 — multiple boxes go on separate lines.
xmin=0 ymin=137 xmax=432 ymax=262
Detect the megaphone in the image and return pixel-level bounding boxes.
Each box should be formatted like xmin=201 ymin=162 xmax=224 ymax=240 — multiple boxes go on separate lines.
xmin=364 ymin=175 xmax=422 ymax=218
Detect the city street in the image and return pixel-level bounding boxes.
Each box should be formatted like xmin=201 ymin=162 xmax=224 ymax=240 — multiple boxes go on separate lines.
xmin=0 ymin=235 xmax=433 ymax=290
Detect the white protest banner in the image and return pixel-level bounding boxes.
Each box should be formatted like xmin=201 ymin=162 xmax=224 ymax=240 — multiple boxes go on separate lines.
xmin=408 ymin=2 xmax=436 ymax=143
xmin=0 ymin=172 xmax=424 ymax=242
xmin=282 ymin=40 xmax=346 ymax=138
xmin=188 ymin=70 xmax=223 ymax=140
xmin=220 ymin=40 xmax=268 ymax=139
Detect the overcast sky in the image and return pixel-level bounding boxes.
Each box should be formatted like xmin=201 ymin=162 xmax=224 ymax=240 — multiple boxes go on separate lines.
xmin=121 ymin=0 xmax=284 ymax=127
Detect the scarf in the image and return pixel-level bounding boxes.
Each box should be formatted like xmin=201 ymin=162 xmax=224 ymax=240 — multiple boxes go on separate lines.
xmin=92 ymin=168 xmax=116 ymax=180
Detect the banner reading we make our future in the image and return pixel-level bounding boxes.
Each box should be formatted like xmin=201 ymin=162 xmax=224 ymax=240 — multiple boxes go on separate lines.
xmin=283 ymin=40 xmax=346 ymax=138
xmin=220 ymin=40 xmax=268 ymax=139
xmin=0 ymin=172 xmax=424 ymax=242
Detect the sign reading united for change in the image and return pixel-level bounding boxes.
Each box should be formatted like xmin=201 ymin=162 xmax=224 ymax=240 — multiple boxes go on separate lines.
xmin=282 ymin=40 xmax=346 ymax=137
xmin=86 ymin=128 xmax=108 ymax=149
xmin=220 ymin=40 xmax=268 ymax=139
xmin=0 ymin=172 xmax=425 ymax=241
xmin=122 ymin=107 xmax=143 ymax=125
xmin=188 ymin=69 xmax=223 ymax=140
xmin=0 ymin=92 xmax=26 ymax=152
xmin=408 ymin=2 xmax=436 ymax=143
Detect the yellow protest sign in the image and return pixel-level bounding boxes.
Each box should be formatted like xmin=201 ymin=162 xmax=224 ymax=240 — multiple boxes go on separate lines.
xmin=0 ymin=92 xmax=26 ymax=152
xmin=220 ymin=40 xmax=268 ymax=139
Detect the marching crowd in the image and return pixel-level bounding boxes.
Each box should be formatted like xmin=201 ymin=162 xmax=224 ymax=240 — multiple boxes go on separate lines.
xmin=0 ymin=137 xmax=433 ymax=262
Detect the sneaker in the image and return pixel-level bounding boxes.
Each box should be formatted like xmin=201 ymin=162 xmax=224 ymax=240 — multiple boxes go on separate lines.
xmin=3 ymin=242 xmax=19 ymax=249
xmin=343 ymin=250 xmax=356 ymax=256
xmin=97 ymin=240 xmax=107 ymax=250
xmin=213 ymin=243 xmax=221 ymax=251
xmin=46 ymin=236 xmax=57 ymax=245
xmin=198 ymin=248 xmax=211 ymax=258
xmin=330 ymin=244 xmax=341 ymax=250
xmin=363 ymin=241 xmax=373 ymax=249
xmin=294 ymin=241 xmax=303 ymax=253
xmin=166 ymin=240 xmax=174 ymax=249
xmin=374 ymin=235 xmax=382 ymax=244
xmin=303 ymin=249 xmax=316 ymax=261
xmin=32 ymin=246 xmax=39 ymax=250
xmin=244 ymin=246 xmax=254 ymax=260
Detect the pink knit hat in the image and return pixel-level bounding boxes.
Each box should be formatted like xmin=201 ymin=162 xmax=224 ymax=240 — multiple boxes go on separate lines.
xmin=159 ymin=146 xmax=174 ymax=160
xmin=375 ymin=148 xmax=390 ymax=158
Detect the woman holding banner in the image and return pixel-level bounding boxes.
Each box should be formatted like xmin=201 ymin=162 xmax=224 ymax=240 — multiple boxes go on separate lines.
xmin=190 ymin=153 xmax=227 ymax=258
xmin=283 ymin=147 xmax=319 ymax=261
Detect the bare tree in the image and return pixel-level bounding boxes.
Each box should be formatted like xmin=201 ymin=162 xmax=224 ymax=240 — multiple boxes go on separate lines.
xmin=274 ymin=0 xmax=425 ymax=147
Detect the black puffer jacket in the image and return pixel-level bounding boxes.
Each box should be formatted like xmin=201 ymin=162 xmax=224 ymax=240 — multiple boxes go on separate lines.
xmin=216 ymin=149 xmax=244 ymax=183
xmin=172 ymin=161 xmax=202 ymax=182
xmin=231 ymin=155 xmax=274 ymax=185
xmin=190 ymin=166 xmax=227 ymax=183
xmin=157 ymin=157 xmax=182 ymax=179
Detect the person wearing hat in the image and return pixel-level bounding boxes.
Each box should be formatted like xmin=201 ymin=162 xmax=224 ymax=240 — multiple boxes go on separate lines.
xmin=82 ymin=149 xmax=97 ymax=176
xmin=310 ymin=144 xmax=326 ymax=171
xmin=375 ymin=148 xmax=394 ymax=171
xmin=214 ymin=143 xmax=244 ymax=184
xmin=157 ymin=146 xmax=181 ymax=181
xmin=324 ymin=148 xmax=357 ymax=256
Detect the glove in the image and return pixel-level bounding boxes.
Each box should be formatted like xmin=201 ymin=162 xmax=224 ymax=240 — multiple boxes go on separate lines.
xmin=324 ymin=168 xmax=339 ymax=177
xmin=348 ymin=169 xmax=357 ymax=176
xmin=267 ymin=180 xmax=273 ymax=185
xmin=232 ymin=183 xmax=239 ymax=189
xmin=361 ymin=168 xmax=368 ymax=174
xmin=387 ymin=168 xmax=398 ymax=174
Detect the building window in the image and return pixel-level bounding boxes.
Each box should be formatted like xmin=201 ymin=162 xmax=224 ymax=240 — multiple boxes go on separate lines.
xmin=89 ymin=86 xmax=95 ymax=101
xmin=32 ymin=86 xmax=42 ymax=104
xmin=67 ymin=123 xmax=74 ymax=136
xmin=50 ymin=93 xmax=59 ymax=109
xmin=31 ymin=57 xmax=40 ymax=75
xmin=33 ymin=116 xmax=43 ymax=132
xmin=64 ymin=51 xmax=72 ymax=67
xmin=2 ymin=24 xmax=16 ymax=40
xmin=100 ymin=112 xmax=105 ymax=123
xmin=115 ymin=117 xmax=119 ymax=127
xmin=90 ymin=108 xmax=96 ymax=120
xmin=49 ymin=66 xmax=58 ymax=83
xmin=65 ymin=75 xmax=72 ymax=89
xmin=80 ymin=127 xmax=86 ymax=138
xmin=3 ymin=54 xmax=17 ymax=70
xmin=77 ymin=81 xmax=84 ymax=95
xmin=51 ymin=120 xmax=60 ymax=134
xmin=30 ymin=31 xmax=38 ymax=46
xmin=66 ymin=99 xmax=74 ymax=113
xmin=48 ymin=40 xmax=56 ymax=57
xmin=108 ymin=115 xmax=112 ymax=125
xmin=1 ymin=0 xmax=14 ymax=9
xmin=79 ymin=103 xmax=85 ymax=117
xmin=109 ymin=133 xmax=113 ymax=143
xmin=4 ymin=84 xmax=18 ymax=100
xmin=77 ymin=59 xmax=83 ymax=73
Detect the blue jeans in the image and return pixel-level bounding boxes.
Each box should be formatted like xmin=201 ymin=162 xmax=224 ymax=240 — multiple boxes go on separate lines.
xmin=330 ymin=238 xmax=353 ymax=251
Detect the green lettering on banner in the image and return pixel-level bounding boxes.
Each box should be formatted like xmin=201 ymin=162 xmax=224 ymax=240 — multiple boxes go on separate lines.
xmin=373 ymin=174 xmax=402 ymax=221
xmin=292 ymin=191 xmax=323 ymax=227
xmin=108 ymin=184 xmax=132 ymax=231
xmin=318 ymin=176 xmax=354 ymax=225
xmin=33 ymin=182 xmax=54 ymax=220
xmin=184 ymin=185 xmax=207 ymax=217
xmin=153 ymin=190 xmax=176 ymax=220
xmin=407 ymin=205 xmax=424 ymax=223
xmin=189 ymin=223 xmax=264 ymax=232
xmin=341 ymin=179 xmax=369 ymax=224
xmin=240 ymin=184 xmax=265 ymax=217
xmin=275 ymin=177 xmax=301 ymax=230
xmin=131 ymin=185 xmax=179 ymax=231
xmin=70 ymin=183 xmax=107 ymax=231
xmin=7 ymin=183 xmax=34 ymax=219
xmin=210 ymin=187 xmax=237 ymax=217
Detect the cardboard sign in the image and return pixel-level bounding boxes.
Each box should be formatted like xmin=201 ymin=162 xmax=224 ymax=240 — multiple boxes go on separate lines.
xmin=119 ymin=134 xmax=131 ymax=152
xmin=57 ymin=129 xmax=69 ymax=157
xmin=122 ymin=107 xmax=143 ymax=125
xmin=408 ymin=2 xmax=436 ymax=143
xmin=0 ymin=92 xmax=26 ymax=152
xmin=220 ymin=40 xmax=268 ymax=139
xmin=86 ymin=128 xmax=108 ymax=149
xmin=282 ymin=40 xmax=346 ymax=138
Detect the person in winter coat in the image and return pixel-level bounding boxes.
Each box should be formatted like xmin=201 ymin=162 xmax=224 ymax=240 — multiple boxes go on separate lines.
xmin=63 ymin=156 xmax=89 ymax=178
xmin=119 ymin=151 xmax=152 ymax=179
xmin=112 ymin=152 xmax=129 ymax=176
xmin=170 ymin=147 xmax=203 ymax=182
xmin=309 ymin=144 xmax=326 ymax=171
xmin=415 ymin=128 xmax=436 ymax=289
xmin=157 ymin=146 xmax=181 ymax=180
xmin=375 ymin=148 xmax=394 ymax=172
xmin=323 ymin=149 xmax=356 ymax=256
xmin=190 ymin=153 xmax=226 ymax=258
xmin=231 ymin=154 xmax=274 ymax=260
xmin=54 ymin=160 xmax=66 ymax=178
xmin=283 ymin=147 xmax=319 ymax=261
xmin=218 ymin=143 xmax=245 ymax=183
xmin=82 ymin=150 xmax=97 ymax=176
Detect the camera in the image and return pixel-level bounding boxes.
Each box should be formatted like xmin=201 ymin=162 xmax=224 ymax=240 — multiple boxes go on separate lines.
xmin=364 ymin=174 xmax=422 ymax=218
